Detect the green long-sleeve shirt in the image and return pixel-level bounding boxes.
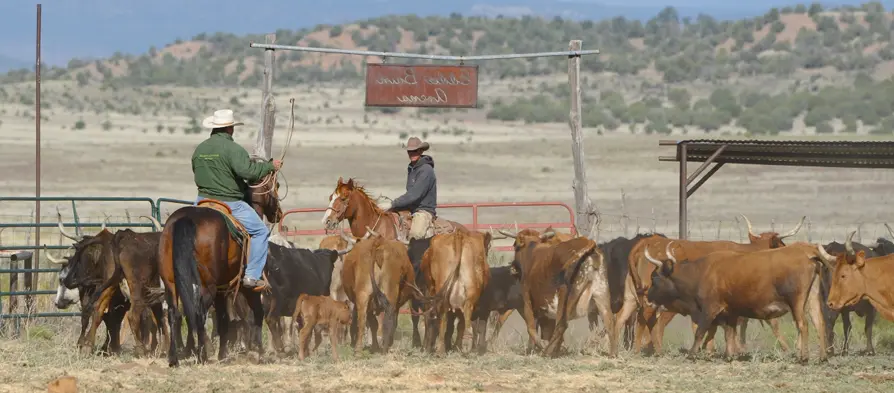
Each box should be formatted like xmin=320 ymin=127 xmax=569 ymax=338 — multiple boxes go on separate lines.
xmin=191 ymin=132 xmax=275 ymax=202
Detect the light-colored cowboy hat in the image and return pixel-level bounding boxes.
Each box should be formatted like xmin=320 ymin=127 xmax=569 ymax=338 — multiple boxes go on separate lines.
xmin=202 ymin=109 xmax=244 ymax=129
xmin=405 ymin=136 xmax=430 ymax=152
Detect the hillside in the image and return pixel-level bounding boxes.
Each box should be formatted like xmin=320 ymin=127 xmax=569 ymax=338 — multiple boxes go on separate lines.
xmin=3 ymin=3 xmax=894 ymax=86
xmin=2 ymin=3 xmax=894 ymax=138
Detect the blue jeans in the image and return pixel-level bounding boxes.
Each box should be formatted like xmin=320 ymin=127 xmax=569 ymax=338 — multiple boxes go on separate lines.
xmin=194 ymin=197 xmax=269 ymax=280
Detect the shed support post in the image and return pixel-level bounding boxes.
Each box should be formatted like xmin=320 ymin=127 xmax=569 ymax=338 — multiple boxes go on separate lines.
xmin=679 ymin=144 xmax=687 ymax=239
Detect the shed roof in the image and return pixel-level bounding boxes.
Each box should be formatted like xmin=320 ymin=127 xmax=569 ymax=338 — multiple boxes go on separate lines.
xmin=659 ymin=139 xmax=894 ymax=169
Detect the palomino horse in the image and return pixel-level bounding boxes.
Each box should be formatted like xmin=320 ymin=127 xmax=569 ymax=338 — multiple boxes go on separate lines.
xmin=159 ymin=164 xmax=283 ymax=367
xmin=320 ymin=177 xmax=469 ymax=348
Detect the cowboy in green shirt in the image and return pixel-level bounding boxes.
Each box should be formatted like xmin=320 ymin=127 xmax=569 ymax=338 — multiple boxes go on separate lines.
xmin=191 ymin=109 xmax=282 ymax=289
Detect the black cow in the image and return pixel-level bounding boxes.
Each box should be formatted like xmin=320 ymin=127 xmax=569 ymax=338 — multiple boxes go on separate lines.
xmin=260 ymin=241 xmax=352 ymax=354
xmin=466 ymin=265 xmax=523 ymax=354
xmin=588 ymin=233 xmax=666 ymax=350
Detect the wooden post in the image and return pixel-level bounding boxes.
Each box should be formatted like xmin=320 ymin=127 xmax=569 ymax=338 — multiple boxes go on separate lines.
xmin=254 ymin=33 xmax=276 ymax=159
xmin=568 ymin=40 xmax=598 ymax=238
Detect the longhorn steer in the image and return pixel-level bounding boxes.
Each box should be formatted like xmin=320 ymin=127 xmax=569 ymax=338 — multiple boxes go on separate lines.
xmin=419 ymin=230 xmax=492 ymax=355
xmin=827 ymin=230 xmax=894 ymax=334
xmin=510 ymin=233 xmax=615 ymax=358
xmin=821 ymin=232 xmax=880 ymax=355
xmin=628 ymin=215 xmax=804 ymax=354
xmin=51 ymin=212 xmax=163 ymax=356
xmin=645 ymin=242 xmax=831 ymax=363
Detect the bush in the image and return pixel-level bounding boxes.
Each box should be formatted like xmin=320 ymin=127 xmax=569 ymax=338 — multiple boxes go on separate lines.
xmin=815 ymin=122 xmax=834 ymax=134
xmin=101 ymin=120 xmax=112 ymax=131
xmin=73 ymin=119 xmax=86 ymax=130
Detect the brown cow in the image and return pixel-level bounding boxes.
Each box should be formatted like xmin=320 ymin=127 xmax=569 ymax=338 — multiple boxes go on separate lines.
xmin=510 ymin=233 xmax=615 ymax=358
xmin=628 ymin=215 xmax=804 ymax=354
xmin=827 ymin=230 xmax=894 ymax=323
xmin=340 ymin=228 xmax=416 ymax=354
xmin=420 ymin=230 xmax=492 ymax=355
xmin=290 ymin=294 xmax=351 ymax=361
xmin=645 ymin=241 xmax=831 ymax=363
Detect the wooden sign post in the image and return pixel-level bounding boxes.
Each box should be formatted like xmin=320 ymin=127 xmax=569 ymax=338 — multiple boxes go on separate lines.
xmin=364 ymin=64 xmax=479 ymax=108
xmin=568 ymin=40 xmax=599 ymax=239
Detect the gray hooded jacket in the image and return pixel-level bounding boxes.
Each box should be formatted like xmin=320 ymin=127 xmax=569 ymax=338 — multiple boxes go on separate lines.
xmin=391 ymin=155 xmax=436 ymax=215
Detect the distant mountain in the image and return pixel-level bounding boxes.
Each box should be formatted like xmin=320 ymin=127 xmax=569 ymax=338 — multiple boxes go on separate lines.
xmin=1 ymin=0 xmax=892 ymax=66
xmin=0 ymin=54 xmax=30 ymax=73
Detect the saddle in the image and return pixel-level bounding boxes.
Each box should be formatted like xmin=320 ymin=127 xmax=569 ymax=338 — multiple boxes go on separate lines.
xmin=196 ymin=199 xmax=253 ymax=291
xmin=389 ymin=210 xmax=464 ymax=242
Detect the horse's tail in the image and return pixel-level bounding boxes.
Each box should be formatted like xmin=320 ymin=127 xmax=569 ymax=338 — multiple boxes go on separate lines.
xmin=369 ymin=245 xmax=391 ymax=321
xmin=172 ymin=218 xmax=203 ymax=342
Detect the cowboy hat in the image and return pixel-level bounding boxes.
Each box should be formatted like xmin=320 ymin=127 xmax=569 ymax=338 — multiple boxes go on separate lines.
xmin=202 ymin=109 xmax=244 ymax=129
xmin=405 ymin=136 xmax=430 ymax=152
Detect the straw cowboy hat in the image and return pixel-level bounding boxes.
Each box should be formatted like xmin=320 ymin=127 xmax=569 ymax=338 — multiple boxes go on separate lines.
xmin=405 ymin=136 xmax=430 ymax=152
xmin=202 ymin=109 xmax=244 ymax=129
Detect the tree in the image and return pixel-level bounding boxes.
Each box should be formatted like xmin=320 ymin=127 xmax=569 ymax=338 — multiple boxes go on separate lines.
xmin=668 ymin=88 xmax=691 ymax=109
xmin=815 ymin=122 xmax=834 ymax=134
xmin=808 ymin=3 xmax=824 ymax=17
xmin=710 ymin=88 xmax=741 ymax=117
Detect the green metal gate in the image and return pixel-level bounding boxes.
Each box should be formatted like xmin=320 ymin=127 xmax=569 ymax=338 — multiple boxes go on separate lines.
xmin=0 ymin=196 xmax=192 ymax=332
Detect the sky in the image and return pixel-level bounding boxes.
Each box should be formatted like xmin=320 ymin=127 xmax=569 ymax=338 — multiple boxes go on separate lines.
xmin=1 ymin=0 xmax=892 ymax=69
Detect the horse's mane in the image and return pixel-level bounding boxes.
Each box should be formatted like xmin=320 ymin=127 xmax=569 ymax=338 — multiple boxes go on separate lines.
xmin=343 ymin=178 xmax=385 ymax=215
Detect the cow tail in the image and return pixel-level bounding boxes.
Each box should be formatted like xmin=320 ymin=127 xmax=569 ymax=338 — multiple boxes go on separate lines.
xmin=172 ymin=218 xmax=203 ymax=341
xmin=557 ymin=242 xmax=598 ymax=317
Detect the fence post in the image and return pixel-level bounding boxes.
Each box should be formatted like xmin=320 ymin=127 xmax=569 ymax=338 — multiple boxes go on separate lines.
xmin=716 ymin=220 xmax=722 ymax=240
xmin=806 ymin=217 xmax=812 ymax=243
xmin=734 ymin=216 xmax=743 ymax=242
xmin=70 ymin=201 xmax=81 ymax=237
xmin=620 ymin=190 xmax=628 ymax=237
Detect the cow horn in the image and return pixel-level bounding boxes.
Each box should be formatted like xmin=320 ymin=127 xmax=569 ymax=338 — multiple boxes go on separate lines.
xmin=488 ymin=227 xmax=508 ymax=240
xmin=885 ymin=223 xmax=894 ymax=240
xmin=665 ymin=241 xmax=678 ymax=263
xmin=644 ymin=248 xmax=663 ymax=268
xmin=100 ymin=213 xmax=110 ymax=233
xmin=779 ymin=216 xmax=806 ymax=239
xmin=815 ymin=243 xmax=836 ymax=268
xmin=340 ymin=232 xmax=357 ymax=245
xmin=336 ymin=239 xmax=354 ymax=255
xmin=141 ymin=215 xmax=162 ymax=232
xmin=540 ymin=230 xmax=556 ymax=241
xmin=739 ymin=214 xmax=756 ymax=237
xmin=45 ymin=250 xmax=67 ymax=264
xmin=56 ymin=206 xmax=81 ymax=241
xmin=497 ymin=229 xmax=517 ymax=239
xmin=845 ymin=230 xmax=856 ymax=256
xmin=365 ymin=226 xmax=380 ymax=238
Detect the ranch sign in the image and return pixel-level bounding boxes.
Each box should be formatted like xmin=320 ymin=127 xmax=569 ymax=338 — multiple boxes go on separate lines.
xmin=364 ymin=64 xmax=479 ymax=108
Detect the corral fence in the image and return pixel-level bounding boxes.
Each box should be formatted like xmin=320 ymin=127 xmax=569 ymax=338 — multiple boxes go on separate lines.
xmin=3 ymin=196 xmax=888 ymax=332
xmin=0 ymin=196 xmax=577 ymax=331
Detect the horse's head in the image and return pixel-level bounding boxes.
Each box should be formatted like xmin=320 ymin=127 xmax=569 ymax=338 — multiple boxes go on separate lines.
xmin=322 ymin=177 xmax=358 ymax=230
xmin=248 ymin=158 xmax=284 ymax=224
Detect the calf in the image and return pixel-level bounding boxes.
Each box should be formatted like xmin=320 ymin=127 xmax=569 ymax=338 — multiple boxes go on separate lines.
xmin=827 ymin=231 xmax=894 ymax=328
xmin=646 ymin=243 xmax=831 ymax=363
xmin=290 ymin=294 xmax=351 ymax=361
xmin=420 ymin=231 xmax=492 ymax=355
xmin=262 ymin=238 xmax=352 ymax=354
xmin=467 ymin=265 xmax=523 ymax=354
xmin=341 ymin=231 xmax=416 ymax=354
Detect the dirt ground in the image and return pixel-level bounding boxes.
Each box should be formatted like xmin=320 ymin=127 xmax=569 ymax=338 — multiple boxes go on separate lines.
xmin=2 ymin=314 xmax=894 ymax=393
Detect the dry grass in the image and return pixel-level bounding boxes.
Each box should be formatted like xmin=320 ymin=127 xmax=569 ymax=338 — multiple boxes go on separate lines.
xmin=2 ymin=314 xmax=894 ymax=393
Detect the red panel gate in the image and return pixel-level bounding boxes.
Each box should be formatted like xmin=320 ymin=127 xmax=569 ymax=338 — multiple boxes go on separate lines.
xmin=277 ymin=201 xmax=576 ymax=252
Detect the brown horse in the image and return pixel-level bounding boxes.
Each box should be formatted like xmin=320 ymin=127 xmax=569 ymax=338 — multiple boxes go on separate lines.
xmin=321 ymin=177 xmax=467 ymax=240
xmin=159 ymin=166 xmax=283 ymax=367
xmin=320 ymin=177 xmax=468 ymax=348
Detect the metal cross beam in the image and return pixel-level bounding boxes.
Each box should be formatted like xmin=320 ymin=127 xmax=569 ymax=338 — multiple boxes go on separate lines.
xmin=248 ymin=43 xmax=600 ymax=61
xmin=659 ymin=140 xmax=728 ymax=239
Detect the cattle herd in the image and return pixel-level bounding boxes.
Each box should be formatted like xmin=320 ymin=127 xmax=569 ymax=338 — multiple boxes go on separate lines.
xmin=42 ymin=204 xmax=894 ymax=366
